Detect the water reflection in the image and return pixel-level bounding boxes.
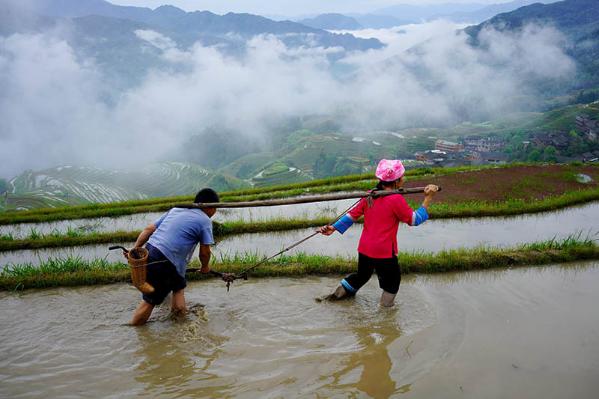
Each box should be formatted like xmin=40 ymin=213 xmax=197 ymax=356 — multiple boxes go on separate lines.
xmin=330 ymin=314 xmax=404 ymax=398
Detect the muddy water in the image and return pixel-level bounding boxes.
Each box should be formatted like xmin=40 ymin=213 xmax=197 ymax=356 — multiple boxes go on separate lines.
xmin=3 ymin=202 xmax=597 ymax=267
xmin=0 ymin=200 xmax=355 ymax=239
xmin=1 ymin=262 xmax=599 ymax=398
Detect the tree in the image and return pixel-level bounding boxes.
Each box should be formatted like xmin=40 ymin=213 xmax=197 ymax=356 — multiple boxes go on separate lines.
xmin=0 ymin=178 xmax=7 ymax=195
xmin=543 ymin=146 xmax=558 ymax=162
xmin=528 ymin=149 xmax=542 ymax=162
xmin=333 ymin=158 xmax=362 ymax=176
xmin=313 ymin=152 xmax=336 ymax=178
xmin=566 ymin=135 xmax=589 ymax=156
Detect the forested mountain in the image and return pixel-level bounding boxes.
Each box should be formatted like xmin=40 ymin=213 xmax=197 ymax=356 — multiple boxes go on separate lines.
xmin=298 ymin=14 xmax=363 ymax=31
xmin=0 ymin=0 xmax=382 ymax=88
xmin=466 ymin=0 xmax=599 ymax=87
xmin=3 ymin=0 xmax=381 ymax=50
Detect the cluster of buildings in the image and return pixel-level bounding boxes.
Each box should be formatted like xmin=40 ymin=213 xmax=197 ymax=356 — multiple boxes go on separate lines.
xmin=414 ymin=137 xmax=508 ymax=167
xmin=575 ymin=114 xmax=598 ymax=142
xmin=411 ymin=113 xmax=599 ymax=167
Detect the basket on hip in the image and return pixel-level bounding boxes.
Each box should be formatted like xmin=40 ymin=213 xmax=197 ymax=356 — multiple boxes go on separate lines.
xmin=127 ymin=247 xmax=155 ymax=294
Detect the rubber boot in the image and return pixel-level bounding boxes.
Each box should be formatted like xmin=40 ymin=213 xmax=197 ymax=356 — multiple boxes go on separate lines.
xmin=380 ymin=291 xmax=396 ymax=307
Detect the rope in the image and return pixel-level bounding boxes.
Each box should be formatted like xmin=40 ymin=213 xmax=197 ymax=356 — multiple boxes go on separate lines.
xmin=232 ymin=195 xmax=364 ymax=279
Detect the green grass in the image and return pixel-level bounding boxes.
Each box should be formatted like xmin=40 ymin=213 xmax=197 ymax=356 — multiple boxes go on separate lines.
xmin=1 ymin=237 xmax=597 ymax=290
xmin=426 ymin=187 xmax=599 ymax=219
xmin=2 ymin=187 xmax=598 ymax=252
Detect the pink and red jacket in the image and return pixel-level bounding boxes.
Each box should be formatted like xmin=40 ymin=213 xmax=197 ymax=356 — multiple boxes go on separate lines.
xmin=333 ymin=194 xmax=429 ymax=259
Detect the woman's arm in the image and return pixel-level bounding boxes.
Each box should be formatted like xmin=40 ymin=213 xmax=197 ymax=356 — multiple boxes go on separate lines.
xmin=319 ymin=197 xmax=366 ymax=236
xmin=411 ymin=184 xmax=438 ymax=226
xmin=319 ymin=214 xmax=355 ymax=236
xmin=421 ymin=184 xmax=438 ymax=210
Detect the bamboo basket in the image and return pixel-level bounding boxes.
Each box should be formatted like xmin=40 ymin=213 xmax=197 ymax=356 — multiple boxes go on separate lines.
xmin=128 ymin=247 xmax=155 ymax=294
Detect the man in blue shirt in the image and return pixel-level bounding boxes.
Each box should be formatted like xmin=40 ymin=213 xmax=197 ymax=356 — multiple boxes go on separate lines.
xmin=129 ymin=188 xmax=219 ymax=326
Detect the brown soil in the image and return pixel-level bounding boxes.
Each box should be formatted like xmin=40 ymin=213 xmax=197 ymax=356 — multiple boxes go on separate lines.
xmin=405 ymin=164 xmax=599 ymax=204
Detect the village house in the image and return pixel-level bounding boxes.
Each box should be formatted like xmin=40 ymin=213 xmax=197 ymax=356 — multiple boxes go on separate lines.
xmin=463 ymin=135 xmax=506 ymax=152
xmin=575 ymin=114 xmax=598 ymax=141
xmin=477 ymin=151 xmax=509 ymax=165
xmin=531 ymin=131 xmax=570 ymax=150
xmin=415 ymin=149 xmax=477 ymax=167
xmin=415 ymin=149 xmax=448 ymax=163
xmin=435 ymin=139 xmax=464 ymax=153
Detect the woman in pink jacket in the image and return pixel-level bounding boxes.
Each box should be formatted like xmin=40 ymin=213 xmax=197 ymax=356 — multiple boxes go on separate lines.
xmin=319 ymin=159 xmax=438 ymax=307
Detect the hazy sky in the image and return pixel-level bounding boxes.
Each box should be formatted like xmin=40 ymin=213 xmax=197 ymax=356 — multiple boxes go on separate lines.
xmin=108 ymin=0 xmax=514 ymax=17
xmin=0 ymin=17 xmax=575 ymax=177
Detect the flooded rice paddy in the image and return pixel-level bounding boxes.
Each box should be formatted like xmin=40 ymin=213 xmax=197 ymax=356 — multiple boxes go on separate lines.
xmin=1 ymin=262 xmax=599 ymax=398
xmin=0 ymin=200 xmax=355 ymax=239
xmin=1 ymin=202 xmax=598 ymax=267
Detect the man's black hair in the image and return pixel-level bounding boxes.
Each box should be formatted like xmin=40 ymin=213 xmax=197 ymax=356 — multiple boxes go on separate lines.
xmin=194 ymin=188 xmax=220 ymax=204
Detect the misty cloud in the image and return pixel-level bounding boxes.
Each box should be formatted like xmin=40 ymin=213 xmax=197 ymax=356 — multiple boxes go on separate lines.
xmin=0 ymin=20 xmax=575 ymax=177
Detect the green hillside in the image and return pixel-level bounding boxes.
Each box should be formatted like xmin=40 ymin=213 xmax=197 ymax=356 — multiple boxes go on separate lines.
xmin=2 ymin=162 xmax=248 ymax=210
xmin=466 ymin=0 xmax=599 ymax=88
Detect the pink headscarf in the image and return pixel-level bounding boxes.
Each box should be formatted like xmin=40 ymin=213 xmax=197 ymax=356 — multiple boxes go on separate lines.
xmin=375 ymin=159 xmax=405 ymax=182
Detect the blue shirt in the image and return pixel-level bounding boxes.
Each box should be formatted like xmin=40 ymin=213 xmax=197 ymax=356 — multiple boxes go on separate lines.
xmin=147 ymin=208 xmax=214 ymax=278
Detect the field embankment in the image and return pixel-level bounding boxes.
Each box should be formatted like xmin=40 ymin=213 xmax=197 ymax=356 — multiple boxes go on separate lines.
xmin=0 ymin=164 xmax=597 ymax=228
xmin=1 ymin=164 xmax=598 ymax=251
xmin=1 ymin=238 xmax=597 ymax=291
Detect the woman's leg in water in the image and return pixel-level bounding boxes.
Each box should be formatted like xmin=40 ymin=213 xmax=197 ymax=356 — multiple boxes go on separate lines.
xmin=329 ymin=253 xmax=374 ymax=299
xmin=375 ymin=256 xmax=401 ymax=307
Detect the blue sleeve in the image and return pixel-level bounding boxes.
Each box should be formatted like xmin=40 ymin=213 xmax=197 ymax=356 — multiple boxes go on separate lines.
xmin=154 ymin=212 xmax=168 ymax=228
xmin=332 ymin=214 xmax=354 ymax=234
xmin=199 ymin=223 xmax=215 ymax=245
xmin=411 ymin=206 xmax=429 ymax=226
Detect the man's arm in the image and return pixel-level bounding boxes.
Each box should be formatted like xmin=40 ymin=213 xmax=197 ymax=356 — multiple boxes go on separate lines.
xmin=199 ymin=244 xmax=211 ymax=273
xmin=134 ymin=223 xmax=157 ymax=248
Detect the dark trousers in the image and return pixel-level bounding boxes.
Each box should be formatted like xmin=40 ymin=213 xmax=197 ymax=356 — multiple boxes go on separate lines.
xmin=343 ymin=253 xmax=401 ymax=295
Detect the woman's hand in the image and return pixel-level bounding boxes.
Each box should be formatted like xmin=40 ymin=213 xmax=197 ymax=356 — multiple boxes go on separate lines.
xmin=424 ymin=184 xmax=439 ymax=197
xmin=319 ymin=225 xmax=336 ymax=236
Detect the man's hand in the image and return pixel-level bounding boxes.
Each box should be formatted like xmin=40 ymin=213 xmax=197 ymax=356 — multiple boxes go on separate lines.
xmin=199 ymin=244 xmax=211 ymax=273
xmin=319 ymin=225 xmax=336 ymax=236
xmin=200 ymin=265 xmax=211 ymax=274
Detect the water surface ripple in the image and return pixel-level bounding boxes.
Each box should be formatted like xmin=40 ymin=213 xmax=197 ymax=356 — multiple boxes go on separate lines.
xmin=1 ymin=262 xmax=599 ymax=398
xmin=2 ymin=202 xmax=597 ymax=267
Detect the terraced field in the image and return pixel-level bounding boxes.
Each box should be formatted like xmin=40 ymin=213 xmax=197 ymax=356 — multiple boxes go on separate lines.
xmin=1 ymin=163 xmax=597 ymax=227
xmin=3 ymin=162 xmax=248 ymax=210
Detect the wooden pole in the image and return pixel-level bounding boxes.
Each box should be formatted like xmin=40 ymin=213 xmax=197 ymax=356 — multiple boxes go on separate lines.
xmin=172 ymin=187 xmax=438 ymax=209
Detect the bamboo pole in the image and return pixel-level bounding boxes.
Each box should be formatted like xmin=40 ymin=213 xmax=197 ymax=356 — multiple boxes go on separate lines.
xmin=172 ymin=187 xmax=438 ymax=209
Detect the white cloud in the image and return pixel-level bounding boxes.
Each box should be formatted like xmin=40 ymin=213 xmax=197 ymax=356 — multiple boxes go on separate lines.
xmin=0 ymin=22 xmax=576 ymax=177
xmin=135 ymin=29 xmax=177 ymax=51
